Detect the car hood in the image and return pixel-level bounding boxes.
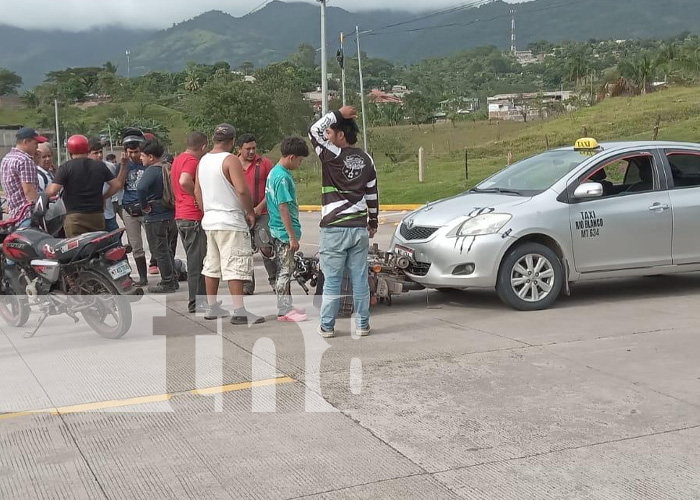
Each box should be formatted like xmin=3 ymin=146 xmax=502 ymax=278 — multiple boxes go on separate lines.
xmin=403 ymin=192 xmax=532 ymax=227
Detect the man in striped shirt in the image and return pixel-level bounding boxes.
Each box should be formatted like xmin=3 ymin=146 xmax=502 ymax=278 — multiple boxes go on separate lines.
xmin=0 ymin=127 xmax=46 ymax=224
xmin=309 ymin=106 xmax=380 ymax=338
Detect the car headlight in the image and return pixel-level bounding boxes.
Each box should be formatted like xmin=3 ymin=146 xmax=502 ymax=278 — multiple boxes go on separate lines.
xmin=456 ymin=214 xmax=512 ymax=236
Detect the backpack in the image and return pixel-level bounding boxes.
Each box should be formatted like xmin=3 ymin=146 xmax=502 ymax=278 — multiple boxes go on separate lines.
xmin=160 ymin=162 xmax=175 ymax=210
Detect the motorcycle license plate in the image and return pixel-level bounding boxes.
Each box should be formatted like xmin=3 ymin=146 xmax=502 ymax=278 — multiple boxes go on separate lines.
xmin=393 ymin=244 xmax=414 ymax=260
xmin=108 ymin=261 xmax=131 ymax=280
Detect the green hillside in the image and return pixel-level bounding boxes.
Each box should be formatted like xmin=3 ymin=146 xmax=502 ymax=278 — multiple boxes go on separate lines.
xmin=4 ymin=0 xmax=700 ymax=87
xmin=3 ymin=86 xmax=700 ymax=205
xmin=290 ymin=86 xmax=700 ymax=204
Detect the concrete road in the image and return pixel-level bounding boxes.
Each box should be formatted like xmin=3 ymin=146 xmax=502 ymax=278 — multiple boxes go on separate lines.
xmin=1 ymin=211 xmax=699 ymax=499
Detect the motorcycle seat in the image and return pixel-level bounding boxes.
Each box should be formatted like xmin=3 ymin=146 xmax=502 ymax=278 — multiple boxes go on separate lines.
xmin=18 ymin=229 xmax=121 ymax=263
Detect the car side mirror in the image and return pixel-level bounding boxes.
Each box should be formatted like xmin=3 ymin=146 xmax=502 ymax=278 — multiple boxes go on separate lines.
xmin=574 ymin=182 xmax=604 ymax=199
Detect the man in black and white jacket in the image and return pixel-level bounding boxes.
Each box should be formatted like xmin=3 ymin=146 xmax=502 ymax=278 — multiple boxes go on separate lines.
xmin=309 ymin=106 xmax=380 ymax=338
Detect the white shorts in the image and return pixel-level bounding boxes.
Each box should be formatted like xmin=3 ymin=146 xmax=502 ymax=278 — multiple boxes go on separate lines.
xmin=202 ymin=230 xmax=253 ymax=281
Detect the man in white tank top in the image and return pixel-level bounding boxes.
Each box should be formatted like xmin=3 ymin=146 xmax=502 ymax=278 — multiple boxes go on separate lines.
xmin=194 ymin=123 xmax=265 ymax=325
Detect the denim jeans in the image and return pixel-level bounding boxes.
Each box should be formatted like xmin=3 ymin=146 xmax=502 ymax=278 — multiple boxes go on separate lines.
xmin=105 ymin=217 xmax=119 ymax=232
xmin=177 ymin=219 xmax=207 ymax=311
xmin=319 ymin=227 xmax=370 ymax=330
xmin=144 ymin=219 xmax=177 ymax=287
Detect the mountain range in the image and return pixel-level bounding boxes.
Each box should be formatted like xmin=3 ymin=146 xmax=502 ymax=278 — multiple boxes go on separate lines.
xmin=2 ymin=0 xmax=700 ymax=88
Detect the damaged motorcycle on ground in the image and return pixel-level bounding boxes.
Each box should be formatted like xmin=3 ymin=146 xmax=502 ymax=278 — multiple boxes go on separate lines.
xmin=293 ymin=243 xmax=424 ymax=316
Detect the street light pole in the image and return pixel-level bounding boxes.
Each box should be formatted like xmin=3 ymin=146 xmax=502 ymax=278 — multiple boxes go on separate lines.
xmin=319 ymin=0 xmax=328 ymax=115
xmin=126 ymin=49 xmax=131 ymax=79
xmin=340 ymin=32 xmax=347 ymax=107
xmin=356 ymin=26 xmax=368 ymax=152
xmin=54 ymin=99 xmax=61 ymax=165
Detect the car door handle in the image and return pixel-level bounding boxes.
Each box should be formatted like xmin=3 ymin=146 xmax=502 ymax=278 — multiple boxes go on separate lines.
xmin=648 ymin=203 xmax=670 ymax=211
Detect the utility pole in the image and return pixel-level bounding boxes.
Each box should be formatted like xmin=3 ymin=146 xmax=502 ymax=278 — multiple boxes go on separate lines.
xmin=54 ymin=99 xmax=61 ymax=165
xmin=319 ymin=1 xmax=328 ymax=114
xmin=356 ymin=26 xmax=368 ymax=152
xmin=338 ymin=32 xmax=347 ymax=107
xmin=510 ymin=9 xmax=517 ymax=54
xmin=126 ymin=49 xmax=131 ymax=79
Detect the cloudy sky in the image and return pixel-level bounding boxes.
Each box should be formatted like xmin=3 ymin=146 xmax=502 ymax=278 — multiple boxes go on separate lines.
xmin=3 ymin=0 xmax=522 ymax=31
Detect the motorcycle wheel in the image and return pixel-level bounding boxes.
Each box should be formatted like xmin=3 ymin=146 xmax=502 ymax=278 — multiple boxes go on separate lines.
xmin=78 ymin=271 xmax=132 ymax=339
xmin=0 ymin=286 xmax=30 ymax=328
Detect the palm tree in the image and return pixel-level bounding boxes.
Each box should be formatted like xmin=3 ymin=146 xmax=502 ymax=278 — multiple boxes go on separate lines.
xmin=618 ymin=54 xmax=657 ymax=94
xmin=566 ymin=51 xmax=590 ymax=87
xmin=184 ymin=72 xmax=201 ymax=93
xmin=102 ymin=61 xmax=118 ymax=74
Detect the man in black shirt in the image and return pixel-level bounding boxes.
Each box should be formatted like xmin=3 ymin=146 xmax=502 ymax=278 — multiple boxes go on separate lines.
xmin=46 ymin=135 xmax=122 ymax=237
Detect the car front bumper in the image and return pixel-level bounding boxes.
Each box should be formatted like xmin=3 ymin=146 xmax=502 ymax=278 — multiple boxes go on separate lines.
xmin=391 ymin=231 xmax=513 ymax=289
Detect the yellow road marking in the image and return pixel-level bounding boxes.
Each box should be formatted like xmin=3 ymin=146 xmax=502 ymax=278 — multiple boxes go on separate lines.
xmin=190 ymin=376 xmax=294 ymax=396
xmin=0 ymin=376 xmax=295 ymax=421
xmin=300 ymin=204 xmax=421 ymax=212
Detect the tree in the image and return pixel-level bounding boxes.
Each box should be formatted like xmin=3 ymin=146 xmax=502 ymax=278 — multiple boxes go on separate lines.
xmin=618 ymin=54 xmax=657 ymax=94
xmin=22 ymin=90 xmax=39 ymax=109
xmin=103 ymin=61 xmax=118 ymax=74
xmin=184 ymin=71 xmax=202 ymax=93
xmin=566 ymin=51 xmax=590 ymax=86
xmin=0 ymin=68 xmax=22 ymax=95
xmin=289 ymin=44 xmax=317 ymax=70
xmin=403 ymin=92 xmax=436 ymax=126
xmin=185 ymin=79 xmax=279 ymax=150
xmin=45 ymin=66 xmax=104 ymax=100
xmin=239 ymin=61 xmax=254 ymax=76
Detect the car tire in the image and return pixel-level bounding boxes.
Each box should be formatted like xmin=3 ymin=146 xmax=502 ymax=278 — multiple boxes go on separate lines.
xmin=496 ymin=242 xmax=564 ymax=311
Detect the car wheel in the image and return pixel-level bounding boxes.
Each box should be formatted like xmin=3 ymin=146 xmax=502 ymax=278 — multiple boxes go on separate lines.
xmin=496 ymin=242 xmax=563 ymax=311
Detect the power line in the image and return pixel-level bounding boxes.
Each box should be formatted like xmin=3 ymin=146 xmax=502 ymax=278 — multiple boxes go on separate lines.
xmin=244 ymin=0 xmax=273 ymax=17
xmin=344 ymin=0 xmax=494 ymax=39
xmin=358 ymin=0 xmax=582 ymax=39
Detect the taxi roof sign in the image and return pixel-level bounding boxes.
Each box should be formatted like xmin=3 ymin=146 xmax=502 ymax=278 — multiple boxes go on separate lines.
xmin=574 ymin=138 xmax=601 ymax=151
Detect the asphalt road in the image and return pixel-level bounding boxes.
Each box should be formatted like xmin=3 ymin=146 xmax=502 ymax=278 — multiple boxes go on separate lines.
xmin=1 ymin=211 xmax=699 ymax=499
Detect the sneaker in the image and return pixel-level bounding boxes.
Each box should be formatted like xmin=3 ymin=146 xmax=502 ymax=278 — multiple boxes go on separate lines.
xmin=204 ymin=301 xmax=230 ymax=320
xmin=189 ymin=304 xmax=208 ymax=314
xmin=230 ymin=310 xmax=265 ymax=325
xmin=147 ymin=283 xmax=177 ymax=294
xmin=317 ymin=325 xmax=335 ymax=338
xmin=278 ymin=310 xmax=308 ymax=323
xmin=149 ymin=265 xmax=159 ymax=275
xmin=355 ymin=325 xmax=371 ymax=337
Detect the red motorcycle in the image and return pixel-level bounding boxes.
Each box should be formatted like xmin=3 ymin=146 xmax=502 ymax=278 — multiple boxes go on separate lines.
xmin=0 ymin=195 xmax=143 ymax=339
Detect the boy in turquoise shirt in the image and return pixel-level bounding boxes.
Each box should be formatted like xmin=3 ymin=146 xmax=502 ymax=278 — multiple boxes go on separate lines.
xmin=266 ymin=137 xmax=310 ymax=322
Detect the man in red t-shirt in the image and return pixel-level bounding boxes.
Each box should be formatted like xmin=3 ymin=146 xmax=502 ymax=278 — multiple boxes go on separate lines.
xmin=172 ymin=131 xmax=209 ymax=313
xmin=237 ymin=133 xmax=276 ymax=295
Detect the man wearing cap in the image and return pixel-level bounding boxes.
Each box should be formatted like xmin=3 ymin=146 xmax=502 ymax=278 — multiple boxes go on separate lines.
xmin=120 ymin=128 xmax=151 ymax=286
xmin=194 ymin=123 xmax=264 ymax=325
xmin=0 ymin=128 xmax=46 ymax=225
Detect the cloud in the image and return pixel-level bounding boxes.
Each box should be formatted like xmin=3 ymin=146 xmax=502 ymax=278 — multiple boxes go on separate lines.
xmin=3 ymin=0 xmax=521 ymax=31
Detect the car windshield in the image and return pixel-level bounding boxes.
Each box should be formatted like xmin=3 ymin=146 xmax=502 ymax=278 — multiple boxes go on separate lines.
xmin=475 ymin=150 xmax=592 ymax=195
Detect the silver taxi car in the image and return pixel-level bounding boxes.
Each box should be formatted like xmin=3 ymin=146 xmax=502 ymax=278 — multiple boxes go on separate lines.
xmin=391 ymin=138 xmax=700 ymax=310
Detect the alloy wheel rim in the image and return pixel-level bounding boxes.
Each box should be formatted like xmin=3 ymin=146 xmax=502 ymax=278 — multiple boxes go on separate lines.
xmin=510 ymin=253 xmax=555 ymax=303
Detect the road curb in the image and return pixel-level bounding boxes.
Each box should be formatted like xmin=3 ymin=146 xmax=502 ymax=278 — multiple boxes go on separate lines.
xmin=299 ymin=205 xmax=422 ymax=212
